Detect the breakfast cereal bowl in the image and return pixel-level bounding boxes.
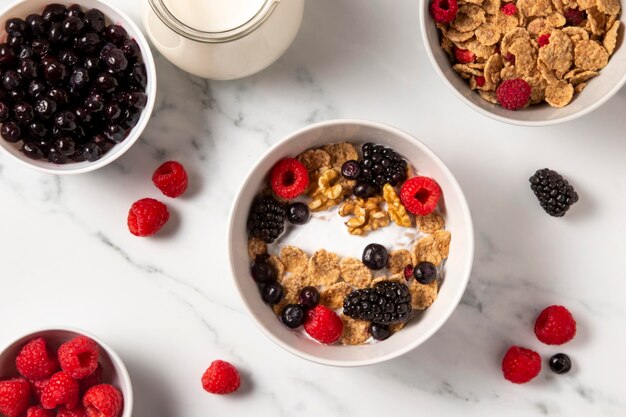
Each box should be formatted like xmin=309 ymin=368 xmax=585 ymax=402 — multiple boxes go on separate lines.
xmin=0 ymin=327 xmax=132 ymax=416
xmin=420 ymin=0 xmax=626 ymax=126
xmin=228 ymin=119 xmax=474 ymax=367
xmin=0 ymin=0 xmax=157 ymax=174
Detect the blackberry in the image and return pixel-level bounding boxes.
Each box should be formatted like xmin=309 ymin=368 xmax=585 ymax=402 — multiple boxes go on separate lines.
xmin=343 ymin=280 xmax=412 ymax=324
xmin=358 ymin=143 xmax=408 ymax=188
xmin=247 ymin=196 xmax=286 ymax=243
xmin=529 ymin=169 xmax=579 ymax=217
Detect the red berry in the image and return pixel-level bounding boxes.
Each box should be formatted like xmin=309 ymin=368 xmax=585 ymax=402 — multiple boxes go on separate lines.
xmin=30 ymin=379 xmax=49 ymax=404
xmin=564 ymin=8 xmax=586 ymax=26
xmin=475 ymin=76 xmax=486 ymax=87
xmin=504 ymin=53 xmax=515 ymax=63
xmin=496 ymin=78 xmax=532 ymax=110
xmin=83 ymin=384 xmax=123 ymax=417
xmin=538 ymin=34 xmax=551 ymax=47
xmin=501 ymin=3 xmax=518 ymax=15
xmin=0 ymin=378 xmax=31 ymax=417
xmin=201 ymin=360 xmax=240 ymax=395
xmin=58 ymin=406 xmax=87 ymax=417
xmin=399 ymin=177 xmax=442 ymax=216
xmin=41 ymin=372 xmax=79 ymax=410
xmin=454 ymin=47 xmax=475 ymax=64
xmin=58 ymin=336 xmax=99 ymax=380
xmin=430 ymin=0 xmax=459 ymax=23
xmin=403 ymin=264 xmax=414 ymax=281
xmin=15 ymin=337 xmax=59 ymax=380
xmin=152 ymin=161 xmax=189 ymax=198
xmin=501 ymin=346 xmax=541 ymax=384
xmin=127 ymin=198 xmax=169 ymax=237
xmin=27 ymin=406 xmax=55 ymax=417
xmin=304 ymin=305 xmax=344 ymax=344
xmin=79 ymin=364 xmax=103 ymax=395
xmin=270 ymin=158 xmax=309 ymax=200
xmin=534 ymin=305 xmax=577 ymax=345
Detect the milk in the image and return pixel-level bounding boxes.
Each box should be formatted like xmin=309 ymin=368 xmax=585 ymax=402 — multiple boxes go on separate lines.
xmin=162 ymin=0 xmax=266 ymax=32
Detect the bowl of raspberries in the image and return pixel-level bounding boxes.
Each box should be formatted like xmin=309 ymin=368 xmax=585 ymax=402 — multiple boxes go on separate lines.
xmin=0 ymin=327 xmax=131 ymax=417
xmin=0 ymin=0 xmax=156 ymax=174
xmin=228 ymin=119 xmax=475 ymax=366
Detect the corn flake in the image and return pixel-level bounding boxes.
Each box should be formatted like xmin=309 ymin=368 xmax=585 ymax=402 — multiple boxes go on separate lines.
xmin=545 ymin=80 xmax=575 ymax=107
xmin=574 ymin=39 xmax=609 ymax=70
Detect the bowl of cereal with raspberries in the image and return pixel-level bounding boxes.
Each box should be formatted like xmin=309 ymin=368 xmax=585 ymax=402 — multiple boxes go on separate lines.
xmin=421 ymin=0 xmax=626 ymax=125
xmin=228 ymin=119 xmax=474 ymax=366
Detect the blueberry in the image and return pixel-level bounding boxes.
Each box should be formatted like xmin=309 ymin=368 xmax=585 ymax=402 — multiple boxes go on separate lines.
xmin=413 ymin=261 xmax=437 ymax=285
xmin=251 ymin=260 xmax=276 ymax=284
xmin=44 ymin=61 xmax=68 ymax=83
xmin=286 ymin=202 xmax=310 ymax=225
xmin=69 ymin=66 xmax=90 ymax=89
xmin=2 ymin=70 xmax=21 ymax=90
xmin=47 ymin=147 xmax=66 ymax=164
xmin=47 ymin=88 xmax=69 ymax=105
xmin=549 ymin=353 xmax=572 ymax=374
xmin=14 ymin=102 xmax=34 ymax=124
xmin=82 ymin=142 xmax=102 ymax=162
xmin=362 ymin=243 xmax=388 ymax=270
xmin=104 ymin=48 xmax=128 ymax=72
xmin=76 ymin=32 xmax=101 ymax=54
xmin=31 ymin=39 xmax=50 ymax=57
xmin=95 ymin=72 xmax=118 ymax=92
xmin=1 ymin=122 xmax=21 ymax=142
xmin=85 ymin=92 xmax=105 ymax=112
xmin=104 ymin=124 xmax=127 ymax=143
xmin=54 ymin=111 xmax=77 ymax=131
xmin=74 ymin=106 xmax=92 ymax=124
xmin=129 ymin=91 xmax=147 ymax=109
xmin=26 ymin=14 xmax=46 ymax=38
xmin=59 ymin=49 xmax=79 ymax=66
xmin=128 ymin=63 xmax=147 ymax=89
xmin=120 ymin=109 xmax=140 ymax=129
xmin=66 ymin=4 xmax=85 ymax=19
xmin=370 ymin=323 xmax=391 ymax=341
xmin=261 ymin=282 xmax=284 ymax=305
xmin=83 ymin=56 xmax=101 ymax=72
xmin=22 ymin=142 xmax=44 ymax=160
xmin=0 ymin=102 xmax=10 ymax=122
xmin=48 ymin=21 xmax=66 ymax=44
xmin=34 ymin=97 xmax=57 ymax=119
xmin=28 ymin=121 xmax=49 ymax=139
xmin=105 ymin=25 xmax=129 ymax=45
xmin=7 ymin=33 xmax=24 ymax=49
xmin=353 ymin=181 xmax=380 ymax=198
xmin=298 ymin=286 xmax=320 ymax=309
xmin=6 ymin=18 xmax=26 ymax=35
xmin=84 ymin=9 xmax=105 ymax=32
xmin=8 ymin=90 xmax=25 ymax=102
xmin=341 ymin=160 xmax=361 ymax=180
xmin=42 ymin=4 xmax=67 ymax=22
xmin=281 ymin=304 xmax=305 ymax=329
xmin=18 ymin=58 xmax=38 ymax=79
xmin=0 ymin=44 xmax=16 ymax=68
xmin=121 ymin=39 xmax=141 ymax=60
xmin=18 ymin=46 xmax=33 ymax=59
xmin=28 ymin=80 xmax=47 ymax=98
xmin=104 ymin=102 xmax=122 ymax=120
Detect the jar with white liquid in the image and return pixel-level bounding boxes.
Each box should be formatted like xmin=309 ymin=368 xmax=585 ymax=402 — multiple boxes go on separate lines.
xmin=141 ymin=0 xmax=305 ymax=80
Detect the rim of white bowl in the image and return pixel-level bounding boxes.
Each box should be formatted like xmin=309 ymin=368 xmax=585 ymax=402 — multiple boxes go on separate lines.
xmin=0 ymin=0 xmax=157 ymax=174
xmin=0 ymin=326 xmax=133 ymax=417
xmin=227 ymin=119 xmax=475 ymax=367
xmin=419 ymin=4 xmax=626 ymax=127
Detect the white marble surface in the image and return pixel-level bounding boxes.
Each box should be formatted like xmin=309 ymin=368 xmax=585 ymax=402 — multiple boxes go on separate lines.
xmin=1 ymin=0 xmax=625 ymax=416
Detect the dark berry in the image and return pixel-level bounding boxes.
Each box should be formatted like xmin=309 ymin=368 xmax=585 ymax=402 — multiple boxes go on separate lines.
xmin=298 ymin=286 xmax=320 ymax=309
xmin=44 ymin=61 xmax=68 ymax=83
xmin=105 ymin=25 xmax=129 ymax=45
xmin=28 ymin=121 xmax=49 ymax=139
xmin=120 ymin=108 xmax=140 ymax=129
xmin=129 ymin=91 xmax=147 ymax=109
xmin=42 ymin=4 xmax=67 ymax=22
xmin=54 ymin=137 xmax=75 ymax=156
xmin=0 ymin=101 xmax=9 ymax=122
xmin=48 ymin=21 xmax=66 ymax=44
xmin=85 ymin=92 xmax=105 ymax=112
xmin=353 ymin=181 xmax=380 ymax=198
xmin=359 ymin=143 xmax=408 ymax=188
xmin=0 ymin=44 xmax=16 ymax=68
xmin=8 ymin=90 xmax=25 ymax=102
xmin=6 ymin=18 xmax=27 ymax=35
xmin=549 ymin=353 xmax=572 ymax=374
xmin=18 ymin=46 xmax=33 ymax=59
xmin=54 ymin=111 xmax=77 ymax=131
xmin=1 ymin=121 xmax=21 ymax=142
xmin=7 ymin=33 xmax=25 ymax=49
xmin=103 ymin=102 xmax=121 ymax=120
xmin=413 ymin=261 xmax=437 ymax=285
xmin=14 ymin=102 xmax=34 ymax=124
xmin=66 ymin=4 xmax=85 ymax=19
xmin=82 ymin=142 xmax=102 ymax=162
xmin=62 ymin=16 xmax=84 ymax=34
xmin=59 ymin=49 xmax=79 ymax=66
xmin=104 ymin=48 xmax=128 ymax=72
xmin=74 ymin=106 xmax=92 ymax=124
xmin=128 ymin=63 xmax=147 ymax=89
xmin=47 ymin=87 xmax=69 ymax=105
xmin=281 ymin=304 xmax=305 ymax=329
xmin=286 ymin=202 xmax=310 ymax=225
xmin=26 ymin=14 xmax=46 ymax=38
xmin=343 ymin=281 xmax=412 ymax=324
xmin=251 ymin=260 xmax=276 ymax=284
xmin=261 ymin=282 xmax=284 ymax=305
xmin=247 ymin=196 xmax=286 ymax=243
xmin=99 ymin=42 xmax=116 ymax=61
xmin=3 ymin=70 xmax=21 ymax=90
xmin=18 ymin=58 xmax=38 ymax=79
xmin=121 ymin=39 xmax=140 ymax=60
xmin=341 ymin=160 xmax=361 ymax=180
xmin=362 ymin=243 xmax=388 ymax=270
xmin=95 ymin=72 xmax=118 ymax=92
xmin=28 ymin=80 xmax=47 ymax=98
xmin=69 ymin=66 xmax=90 ymax=89
xmin=83 ymin=55 xmax=101 ymax=72
xmin=22 ymin=142 xmax=44 ymax=159
xmin=529 ymin=169 xmax=579 ymax=217
xmin=403 ymin=264 xmax=414 ymax=281
xmin=48 ymin=147 xmax=66 ymax=164
xmin=31 ymin=39 xmax=51 ymax=57
xmin=370 ymin=323 xmax=392 ymax=341
xmin=77 ymin=32 xmax=101 ymax=54
xmin=103 ymin=124 xmax=127 ymax=143
xmin=84 ymin=9 xmax=105 ymax=32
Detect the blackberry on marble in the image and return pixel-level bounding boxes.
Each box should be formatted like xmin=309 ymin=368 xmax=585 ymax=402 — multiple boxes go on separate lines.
xmin=529 ymin=169 xmax=579 ymax=217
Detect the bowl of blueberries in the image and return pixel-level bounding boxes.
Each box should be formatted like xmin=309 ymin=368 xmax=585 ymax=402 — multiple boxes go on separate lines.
xmin=0 ymin=0 xmax=156 ymax=174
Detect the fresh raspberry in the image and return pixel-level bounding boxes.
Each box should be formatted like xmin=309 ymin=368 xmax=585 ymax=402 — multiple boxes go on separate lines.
xmin=58 ymin=336 xmax=100 ymax=380
xmin=270 ymin=158 xmax=309 ymax=200
xmin=83 ymin=384 xmax=123 ymax=417
xmin=58 ymin=407 xmax=87 ymax=417
xmin=496 ymin=78 xmax=531 ymax=110
xmin=304 ymin=305 xmax=344 ymax=344
xmin=454 ymin=47 xmax=475 ymax=64
xmin=27 ymin=406 xmax=55 ymax=417
xmin=430 ymin=0 xmax=458 ymax=24
xmin=501 ymin=3 xmax=518 ymax=15
xmin=564 ymin=8 xmax=586 ymax=26
xmin=201 ymin=360 xmax=240 ymax=395
xmin=0 ymin=378 xmax=31 ymax=417
xmin=534 ymin=305 xmax=577 ymax=345
xmin=501 ymin=346 xmax=541 ymax=384
xmin=152 ymin=161 xmax=189 ymax=198
xmin=30 ymin=379 xmax=49 ymax=403
xmin=41 ymin=372 xmax=79 ymax=410
xmin=538 ymin=34 xmax=551 ymax=47
xmin=400 ymin=177 xmax=442 ymax=216
xmin=127 ymin=198 xmax=169 ymax=237
xmin=475 ymin=76 xmax=486 ymax=87
xmin=79 ymin=365 xmax=103 ymax=395
xmin=15 ymin=337 xmax=59 ymax=380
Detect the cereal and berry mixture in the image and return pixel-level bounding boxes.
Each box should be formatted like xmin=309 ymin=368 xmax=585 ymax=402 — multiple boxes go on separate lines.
xmin=246 ymin=142 xmax=452 ymax=345
xmin=430 ymin=0 xmax=622 ymax=109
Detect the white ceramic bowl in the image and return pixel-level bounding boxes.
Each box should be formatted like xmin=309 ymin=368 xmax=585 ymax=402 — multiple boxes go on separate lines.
xmin=228 ymin=119 xmax=474 ymax=367
xmin=420 ymin=3 xmax=626 ymax=126
xmin=0 ymin=327 xmax=133 ymax=417
xmin=0 ymin=0 xmax=157 ymax=174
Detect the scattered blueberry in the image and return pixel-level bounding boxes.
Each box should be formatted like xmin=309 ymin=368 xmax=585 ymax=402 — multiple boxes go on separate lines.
xmin=261 ymin=282 xmax=284 ymax=305
xmin=413 ymin=261 xmax=437 ymax=285
xmin=298 ymin=286 xmax=320 ymax=309
xmin=341 ymin=160 xmax=361 ymax=180
xmin=251 ymin=260 xmax=276 ymax=284
xmin=353 ymin=181 xmax=380 ymax=199
xmin=362 ymin=243 xmax=388 ymax=270
xmin=280 ymin=304 xmax=305 ymax=329
xmin=370 ymin=323 xmax=392 ymax=341
xmin=286 ymin=202 xmax=310 ymax=225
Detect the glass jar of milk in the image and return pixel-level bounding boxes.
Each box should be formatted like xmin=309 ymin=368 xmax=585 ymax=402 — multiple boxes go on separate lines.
xmin=141 ymin=0 xmax=305 ymax=80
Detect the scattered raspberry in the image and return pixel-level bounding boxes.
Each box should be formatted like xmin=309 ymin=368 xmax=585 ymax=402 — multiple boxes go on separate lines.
xmin=79 ymin=365 xmax=103 ymax=395
xmin=41 ymin=372 xmax=79 ymax=410
xmin=564 ymin=8 xmax=586 ymax=26
xmin=0 ymin=378 xmax=31 ymax=417
xmin=30 ymin=379 xmax=49 ymax=404
xmin=430 ymin=0 xmax=459 ymax=23
xmin=400 ymin=177 xmax=442 ymax=216
xmin=403 ymin=264 xmax=414 ymax=281
xmin=270 ymin=158 xmax=309 ymax=200
xmin=496 ymin=78 xmax=531 ymax=110
xmin=475 ymin=76 xmax=486 ymax=87
xmin=534 ymin=305 xmax=577 ymax=345
xmin=83 ymin=384 xmax=123 ymax=417
xmin=501 ymin=3 xmax=518 ymax=15
xmin=58 ymin=407 xmax=87 ymax=417
xmin=127 ymin=198 xmax=170 ymax=237
xmin=538 ymin=34 xmax=551 ymax=47
xmin=304 ymin=305 xmax=344 ymax=344
xmin=58 ymin=336 xmax=100 ymax=380
xmin=152 ymin=161 xmax=189 ymax=198
xmin=504 ymin=53 xmax=515 ymax=63
xmin=502 ymin=346 xmax=541 ymax=384
xmin=15 ymin=337 xmax=59 ymax=381
xmin=454 ymin=47 xmax=475 ymax=64
xmin=26 ymin=406 xmax=55 ymax=417
xmin=201 ymin=360 xmax=240 ymax=395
